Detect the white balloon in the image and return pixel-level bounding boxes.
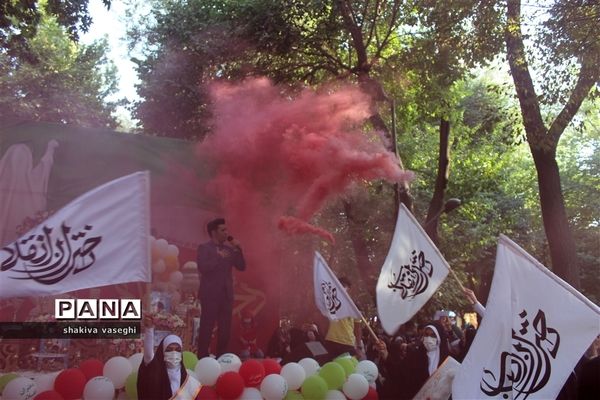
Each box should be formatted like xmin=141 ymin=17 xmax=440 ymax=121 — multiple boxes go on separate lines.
xmin=167 ymin=244 xmax=179 ymax=258
xmin=128 ymin=352 xmax=144 ymax=371
xmin=103 ymin=356 xmax=132 ymax=389
xmin=355 ymin=360 xmax=378 ymax=384
xmin=32 ymin=371 xmax=58 ymax=392
xmin=325 ymin=389 xmax=347 ymax=400
xmin=342 ymin=373 xmax=369 ymax=400
xmin=182 ymin=261 xmax=197 ymax=271
xmin=2 ymin=377 xmax=37 ymax=400
xmin=280 ymin=362 xmax=306 ymax=391
xmin=237 ymin=387 xmax=263 ymax=400
xmin=299 ymin=357 xmax=320 ymax=377
xmin=217 ymin=353 xmax=242 ymax=373
xmin=155 ymin=239 xmax=169 ymax=257
xmin=195 ymin=357 xmax=221 ymax=385
xmin=169 ymin=271 xmax=184 ymax=285
xmin=260 ymin=374 xmax=288 ymax=400
xmin=83 ymin=376 xmax=115 ymax=400
xmin=152 ymin=259 xmax=166 ymax=274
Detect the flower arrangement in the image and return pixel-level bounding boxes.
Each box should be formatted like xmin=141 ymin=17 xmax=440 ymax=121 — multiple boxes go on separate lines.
xmin=148 ymin=311 xmax=185 ymax=330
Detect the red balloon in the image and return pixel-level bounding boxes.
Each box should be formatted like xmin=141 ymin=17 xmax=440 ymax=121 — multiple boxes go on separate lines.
xmin=262 ymin=358 xmax=282 ymax=375
xmin=215 ymin=371 xmax=245 ymax=400
xmin=34 ymin=391 xmax=65 ymax=400
xmin=79 ymin=358 xmax=104 ymax=381
xmin=362 ymin=386 xmax=379 ymax=400
xmin=54 ymin=368 xmax=86 ymax=400
xmin=195 ymin=385 xmax=218 ymax=400
xmin=239 ymin=359 xmax=266 ymax=387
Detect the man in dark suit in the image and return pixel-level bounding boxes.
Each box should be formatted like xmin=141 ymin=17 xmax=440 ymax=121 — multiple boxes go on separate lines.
xmin=196 ymin=218 xmax=246 ymax=358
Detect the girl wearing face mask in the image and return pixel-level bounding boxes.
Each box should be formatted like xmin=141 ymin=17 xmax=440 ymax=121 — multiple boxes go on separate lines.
xmin=377 ymin=321 xmax=449 ymax=399
xmin=422 ymin=324 xmax=447 ymax=376
xmin=137 ymin=315 xmax=202 ymax=399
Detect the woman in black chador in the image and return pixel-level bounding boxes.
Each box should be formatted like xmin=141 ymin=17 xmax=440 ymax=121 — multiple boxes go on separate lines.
xmin=137 ymin=317 xmax=201 ymax=399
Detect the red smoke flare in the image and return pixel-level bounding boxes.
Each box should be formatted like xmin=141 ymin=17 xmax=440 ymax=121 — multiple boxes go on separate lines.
xmin=197 ymin=78 xmax=412 ymax=243
xmin=278 ymin=216 xmax=336 ymax=244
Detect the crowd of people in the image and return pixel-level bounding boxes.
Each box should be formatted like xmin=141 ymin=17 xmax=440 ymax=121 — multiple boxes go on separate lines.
xmin=135 ymin=218 xmax=599 ymax=399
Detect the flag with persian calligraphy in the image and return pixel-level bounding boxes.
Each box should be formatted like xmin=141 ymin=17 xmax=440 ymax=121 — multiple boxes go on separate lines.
xmin=313 ymin=251 xmax=361 ymax=321
xmin=0 ymin=171 xmax=151 ymax=298
xmin=452 ymin=235 xmax=600 ymax=400
xmin=376 ymin=203 xmax=451 ymax=335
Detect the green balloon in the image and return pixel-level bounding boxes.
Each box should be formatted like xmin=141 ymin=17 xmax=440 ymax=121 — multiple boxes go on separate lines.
xmin=284 ymin=390 xmax=305 ymax=400
xmin=334 ymin=357 xmax=354 ymax=378
xmin=125 ymin=372 xmax=138 ymax=400
xmin=301 ymin=375 xmax=328 ymax=400
xmin=182 ymin=351 xmax=198 ymax=370
xmin=318 ymin=361 xmax=346 ymax=390
xmin=350 ymin=356 xmax=359 ymax=368
xmin=0 ymin=373 xmax=19 ymax=392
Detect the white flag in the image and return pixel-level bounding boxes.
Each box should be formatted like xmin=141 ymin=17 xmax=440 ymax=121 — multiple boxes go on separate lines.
xmin=313 ymin=251 xmax=361 ymax=321
xmin=0 ymin=171 xmax=151 ymax=298
xmin=453 ymin=235 xmax=600 ymax=400
xmin=376 ymin=203 xmax=450 ymax=334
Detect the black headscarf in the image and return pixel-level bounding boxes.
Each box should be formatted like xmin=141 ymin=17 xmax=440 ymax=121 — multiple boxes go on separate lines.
xmin=137 ymin=336 xmax=188 ymax=400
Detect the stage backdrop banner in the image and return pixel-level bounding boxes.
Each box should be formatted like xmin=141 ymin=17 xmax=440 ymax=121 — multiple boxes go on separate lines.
xmin=452 ymin=235 xmax=600 ymax=400
xmin=0 ymin=122 xmax=278 ymax=355
xmin=0 ymin=171 xmax=151 ymax=298
xmin=376 ymin=203 xmax=450 ymax=335
xmin=313 ymin=251 xmax=361 ymax=321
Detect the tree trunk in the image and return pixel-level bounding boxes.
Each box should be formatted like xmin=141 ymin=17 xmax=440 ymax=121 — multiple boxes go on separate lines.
xmin=530 ymin=146 xmax=580 ymax=288
xmin=424 ymin=117 xmax=451 ymax=244
xmin=505 ymin=0 xmax=594 ymax=289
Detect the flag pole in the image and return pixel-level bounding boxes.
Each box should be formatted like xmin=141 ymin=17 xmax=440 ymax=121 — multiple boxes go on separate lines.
xmin=327 ymin=252 xmax=379 ymax=342
xmin=359 ymin=314 xmax=380 ymax=343
xmin=448 ymin=267 xmax=465 ymax=292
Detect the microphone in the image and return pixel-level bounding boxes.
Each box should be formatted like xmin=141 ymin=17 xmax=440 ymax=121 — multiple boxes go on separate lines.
xmin=227 ymin=235 xmax=241 ymax=249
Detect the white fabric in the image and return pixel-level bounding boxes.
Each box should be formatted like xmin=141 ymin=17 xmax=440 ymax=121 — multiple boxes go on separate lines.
xmin=376 ymin=203 xmax=451 ymax=335
xmin=0 ymin=141 xmax=58 ymax=247
xmin=453 ymin=235 xmax=600 ymax=400
xmin=169 ymin=375 xmax=202 ymax=400
xmin=143 ymin=327 xmax=155 ymax=364
xmin=313 ymin=251 xmax=361 ymax=321
xmin=473 ymin=301 xmax=486 ymax=318
xmin=163 ymin=335 xmax=183 ymax=352
xmin=424 ymin=324 xmax=441 ymax=376
xmin=167 ymin=365 xmax=181 ymax=395
xmin=0 ymin=171 xmax=151 ymax=298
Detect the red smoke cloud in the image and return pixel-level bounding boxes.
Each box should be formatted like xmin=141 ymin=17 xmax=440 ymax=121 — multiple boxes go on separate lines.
xmin=195 ymin=77 xmax=413 ymax=305
xmin=197 ymin=78 xmax=412 ymax=242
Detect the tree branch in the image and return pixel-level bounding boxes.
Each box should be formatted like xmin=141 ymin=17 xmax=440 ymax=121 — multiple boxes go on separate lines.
xmin=548 ymin=54 xmax=600 ymax=144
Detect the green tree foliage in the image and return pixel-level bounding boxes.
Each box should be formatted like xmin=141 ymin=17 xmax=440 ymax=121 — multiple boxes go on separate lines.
xmin=0 ymin=13 xmax=119 ymax=128
xmin=130 ymin=0 xmax=599 ymax=320
xmin=0 ymin=0 xmax=111 ymax=58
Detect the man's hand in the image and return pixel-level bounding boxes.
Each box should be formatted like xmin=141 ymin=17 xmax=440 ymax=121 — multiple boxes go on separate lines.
xmin=375 ymin=339 xmax=388 ymax=360
xmin=224 ymin=238 xmax=242 ymax=249
xmin=463 ymin=288 xmax=478 ymax=305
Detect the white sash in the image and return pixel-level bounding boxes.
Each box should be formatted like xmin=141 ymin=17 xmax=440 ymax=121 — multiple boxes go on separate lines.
xmin=169 ymin=375 xmax=202 ymax=400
